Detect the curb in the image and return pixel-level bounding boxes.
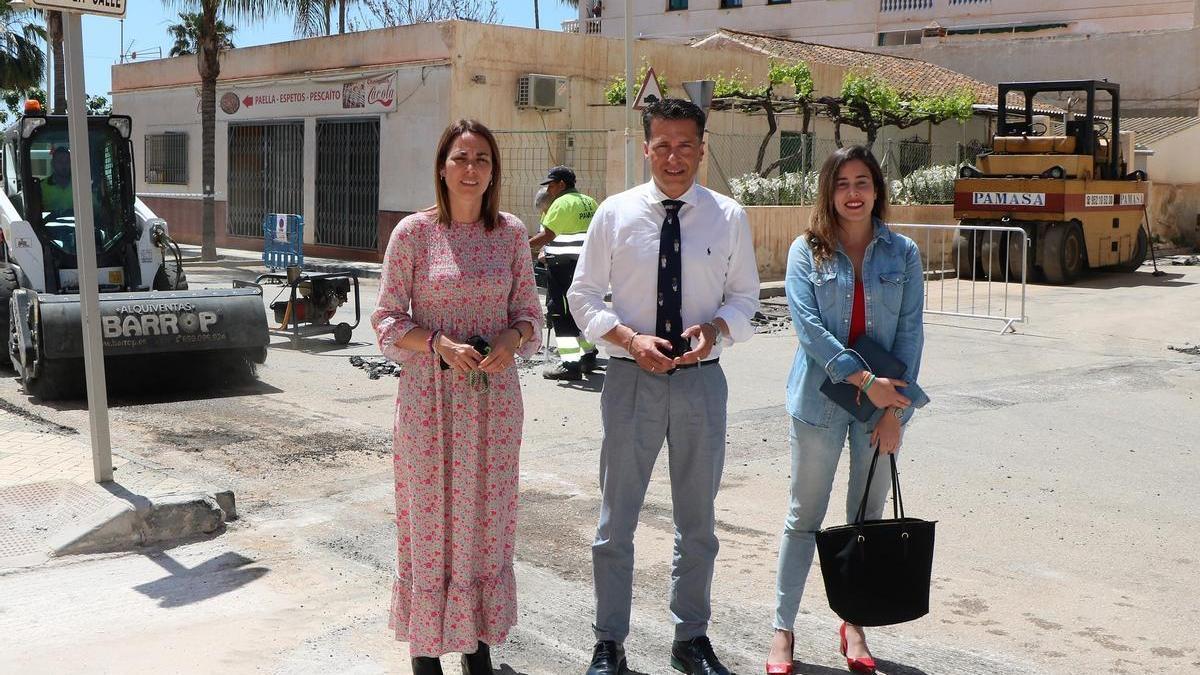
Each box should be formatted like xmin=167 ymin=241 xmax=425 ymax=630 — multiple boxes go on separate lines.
xmin=47 ymin=490 xmax=237 ymax=557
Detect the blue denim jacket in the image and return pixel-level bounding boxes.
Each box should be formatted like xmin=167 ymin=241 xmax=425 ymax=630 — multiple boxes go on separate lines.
xmin=785 ymin=219 xmax=929 ymax=428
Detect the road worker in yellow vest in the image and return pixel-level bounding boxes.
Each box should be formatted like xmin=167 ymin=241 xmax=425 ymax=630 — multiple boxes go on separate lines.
xmin=529 ymin=165 xmax=599 ymax=381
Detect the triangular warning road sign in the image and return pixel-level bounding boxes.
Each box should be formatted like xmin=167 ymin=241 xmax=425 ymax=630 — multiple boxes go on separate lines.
xmin=632 ymin=67 xmax=665 ymax=111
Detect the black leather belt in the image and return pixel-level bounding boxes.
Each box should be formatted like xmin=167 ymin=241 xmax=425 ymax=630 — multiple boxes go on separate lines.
xmin=613 ymin=356 xmax=719 ymax=373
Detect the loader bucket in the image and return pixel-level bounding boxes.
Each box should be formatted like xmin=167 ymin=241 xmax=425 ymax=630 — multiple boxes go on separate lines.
xmin=12 ymin=288 xmax=269 ymax=399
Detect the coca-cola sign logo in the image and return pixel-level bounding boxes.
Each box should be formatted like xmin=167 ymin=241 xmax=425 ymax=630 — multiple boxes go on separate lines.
xmin=342 ymin=73 xmax=396 ymax=110
xmin=366 ymin=74 xmax=395 ymax=108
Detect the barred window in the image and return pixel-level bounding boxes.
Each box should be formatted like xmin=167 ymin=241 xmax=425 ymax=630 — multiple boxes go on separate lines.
xmin=144 ymin=132 xmax=188 ymax=184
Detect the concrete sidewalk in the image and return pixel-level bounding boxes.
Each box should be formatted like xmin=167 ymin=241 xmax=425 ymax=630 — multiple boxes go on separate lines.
xmin=177 ymin=243 xmax=384 ymax=279
xmin=0 ymin=407 xmax=228 ymax=568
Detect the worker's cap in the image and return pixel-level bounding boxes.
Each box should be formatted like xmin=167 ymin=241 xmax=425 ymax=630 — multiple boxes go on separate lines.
xmin=539 ymin=165 xmax=576 ymax=186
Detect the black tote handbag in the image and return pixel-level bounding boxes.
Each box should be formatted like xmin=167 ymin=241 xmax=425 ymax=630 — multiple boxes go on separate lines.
xmin=815 ymin=451 xmax=936 ymax=627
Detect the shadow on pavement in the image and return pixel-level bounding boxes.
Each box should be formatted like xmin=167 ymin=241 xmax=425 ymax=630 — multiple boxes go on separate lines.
xmin=874 ymin=659 xmax=930 ymax=675
xmin=35 ymin=377 xmax=284 ymax=411
xmin=793 ymin=662 xmax=846 ymax=675
xmin=134 ymin=550 xmax=269 ymax=609
xmin=794 ymin=660 xmax=928 ymax=675
xmin=268 ymin=338 xmax=370 ymax=355
xmin=1071 ymin=270 xmax=1192 ymax=289
xmin=546 ymin=364 xmax=607 ymax=393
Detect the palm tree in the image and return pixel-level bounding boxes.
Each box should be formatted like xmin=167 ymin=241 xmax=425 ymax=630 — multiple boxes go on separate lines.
xmin=163 ymin=0 xmax=283 ymax=262
xmin=0 ymin=0 xmax=45 ymax=92
xmin=167 ymin=12 xmax=235 ymax=57
xmin=44 ymin=11 xmax=64 ymax=113
xmin=294 ymin=0 xmax=357 ymax=37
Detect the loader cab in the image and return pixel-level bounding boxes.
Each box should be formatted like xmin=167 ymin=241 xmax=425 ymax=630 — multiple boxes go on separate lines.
xmin=2 ymin=112 xmax=139 ymax=291
xmin=993 ymin=80 xmax=1123 ymax=180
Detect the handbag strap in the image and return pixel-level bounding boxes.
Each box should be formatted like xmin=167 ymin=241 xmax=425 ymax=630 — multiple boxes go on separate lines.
xmin=853 ymin=451 xmax=905 ymax=524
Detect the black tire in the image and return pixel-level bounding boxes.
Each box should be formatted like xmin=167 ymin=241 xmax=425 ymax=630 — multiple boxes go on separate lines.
xmin=979 ymin=234 xmax=1007 ymax=280
xmin=0 ymin=264 xmax=17 ymax=371
xmin=1042 ymin=222 xmax=1086 ymax=285
xmin=333 ymin=322 xmax=353 ymax=345
xmin=153 ymin=263 xmax=189 ymax=291
xmin=953 ymin=231 xmax=981 ymax=280
xmin=1007 ymin=228 xmax=1042 ymax=283
xmin=1116 ymin=226 xmax=1149 ymax=273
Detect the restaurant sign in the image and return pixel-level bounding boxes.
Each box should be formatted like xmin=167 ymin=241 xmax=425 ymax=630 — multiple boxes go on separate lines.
xmin=218 ymin=72 xmax=398 ymax=118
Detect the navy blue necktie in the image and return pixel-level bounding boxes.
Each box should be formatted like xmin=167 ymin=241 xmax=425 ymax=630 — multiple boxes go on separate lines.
xmin=656 ymin=199 xmax=686 ymax=357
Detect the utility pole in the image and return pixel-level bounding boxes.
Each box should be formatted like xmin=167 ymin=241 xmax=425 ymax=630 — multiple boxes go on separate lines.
xmin=624 ymin=0 xmax=635 ymax=188
xmin=28 ymin=0 xmax=128 ymax=483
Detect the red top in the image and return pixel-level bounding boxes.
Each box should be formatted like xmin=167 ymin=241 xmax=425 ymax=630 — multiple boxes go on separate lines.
xmin=849 ymin=279 xmax=866 ymax=346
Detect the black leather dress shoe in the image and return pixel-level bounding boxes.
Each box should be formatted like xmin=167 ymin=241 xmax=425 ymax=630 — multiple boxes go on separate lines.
xmin=586 ymin=640 xmax=629 ymax=675
xmin=461 ymin=641 xmax=492 ymax=675
xmin=411 ymin=656 xmax=444 ymax=675
xmin=670 ymin=636 xmax=734 ymax=675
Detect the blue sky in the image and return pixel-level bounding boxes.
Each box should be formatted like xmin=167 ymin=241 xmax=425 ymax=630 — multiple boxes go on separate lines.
xmin=78 ymin=1 xmax=578 ymax=99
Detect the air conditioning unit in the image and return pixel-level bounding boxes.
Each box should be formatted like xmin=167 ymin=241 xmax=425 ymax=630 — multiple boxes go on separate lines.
xmin=517 ymin=74 xmax=568 ymax=110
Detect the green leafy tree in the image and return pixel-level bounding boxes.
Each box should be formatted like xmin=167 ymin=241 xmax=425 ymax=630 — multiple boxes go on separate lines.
xmin=86 ymin=94 xmax=111 ymax=115
xmin=167 ymin=12 xmax=236 ymax=56
xmin=0 ymin=86 xmax=43 ymax=124
xmin=0 ymin=0 xmax=45 ymax=92
xmin=708 ymin=60 xmax=816 ymax=177
xmin=0 ymin=89 xmax=111 ymax=124
xmin=820 ymin=72 xmax=975 ymax=150
xmin=163 ymin=0 xmax=283 ymax=262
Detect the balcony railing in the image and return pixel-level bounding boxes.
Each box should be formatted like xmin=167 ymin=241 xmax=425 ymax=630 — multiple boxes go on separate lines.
xmin=562 ymin=18 xmax=603 ymax=34
xmin=880 ymin=0 xmax=933 ymax=11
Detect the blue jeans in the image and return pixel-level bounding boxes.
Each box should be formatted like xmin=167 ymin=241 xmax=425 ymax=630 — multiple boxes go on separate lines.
xmin=773 ymin=410 xmax=895 ymax=630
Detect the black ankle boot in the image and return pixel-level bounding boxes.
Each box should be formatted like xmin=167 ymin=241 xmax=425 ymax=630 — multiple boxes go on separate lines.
xmin=461 ymin=641 xmax=492 ymax=675
xmin=412 ymin=656 xmax=444 ymax=675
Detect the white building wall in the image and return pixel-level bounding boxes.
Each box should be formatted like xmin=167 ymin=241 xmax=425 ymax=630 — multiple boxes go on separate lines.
xmin=114 ymin=63 xmax=451 ymax=228
xmin=1147 ymin=124 xmax=1200 ymax=184
xmin=584 ymin=0 xmax=1195 ymax=45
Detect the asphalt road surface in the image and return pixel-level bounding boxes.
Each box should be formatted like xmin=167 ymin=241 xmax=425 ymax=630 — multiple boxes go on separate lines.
xmin=1 ymin=257 xmax=1198 ymax=674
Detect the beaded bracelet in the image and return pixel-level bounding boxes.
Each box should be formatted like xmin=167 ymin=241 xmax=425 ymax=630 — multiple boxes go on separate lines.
xmin=862 ymin=373 xmax=877 ymax=392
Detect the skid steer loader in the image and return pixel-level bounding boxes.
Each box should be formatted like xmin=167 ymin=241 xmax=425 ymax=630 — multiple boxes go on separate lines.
xmin=0 ymin=105 xmax=268 ymax=399
xmin=953 ymin=80 xmax=1150 ymax=285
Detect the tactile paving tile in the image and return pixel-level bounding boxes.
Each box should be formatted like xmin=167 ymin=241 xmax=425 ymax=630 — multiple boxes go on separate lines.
xmin=0 ymin=481 xmax=111 ymax=560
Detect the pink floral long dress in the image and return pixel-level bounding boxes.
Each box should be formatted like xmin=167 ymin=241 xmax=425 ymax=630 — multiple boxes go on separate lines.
xmin=371 ymin=210 xmax=543 ymax=658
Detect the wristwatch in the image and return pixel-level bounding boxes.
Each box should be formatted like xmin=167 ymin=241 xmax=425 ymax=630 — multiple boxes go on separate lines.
xmin=703 ymin=322 xmax=723 ymax=346
xmin=891 ymin=407 xmax=904 ymax=420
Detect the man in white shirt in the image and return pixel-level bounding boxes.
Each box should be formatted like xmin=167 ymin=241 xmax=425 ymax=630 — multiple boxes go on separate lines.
xmin=568 ymin=99 xmax=760 ymax=675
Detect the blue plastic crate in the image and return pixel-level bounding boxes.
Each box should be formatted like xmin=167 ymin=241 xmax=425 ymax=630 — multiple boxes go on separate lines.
xmin=263 ymin=213 xmax=304 ymax=271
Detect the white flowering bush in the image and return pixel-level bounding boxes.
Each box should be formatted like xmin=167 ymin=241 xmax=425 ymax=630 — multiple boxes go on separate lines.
xmin=733 ymin=164 xmax=961 ymax=206
xmin=730 ymin=171 xmax=819 ymax=206
xmin=891 ymin=165 xmax=958 ymax=205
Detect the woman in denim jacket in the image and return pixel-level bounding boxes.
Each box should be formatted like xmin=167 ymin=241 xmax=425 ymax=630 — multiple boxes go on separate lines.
xmin=765 ymin=146 xmax=929 ymax=675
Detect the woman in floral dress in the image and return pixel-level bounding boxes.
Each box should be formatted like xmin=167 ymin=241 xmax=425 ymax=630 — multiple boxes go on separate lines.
xmin=372 ymin=119 xmax=542 ymax=675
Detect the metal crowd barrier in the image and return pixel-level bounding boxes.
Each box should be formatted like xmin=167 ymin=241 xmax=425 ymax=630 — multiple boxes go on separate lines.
xmin=890 ymin=223 xmax=1029 ymax=334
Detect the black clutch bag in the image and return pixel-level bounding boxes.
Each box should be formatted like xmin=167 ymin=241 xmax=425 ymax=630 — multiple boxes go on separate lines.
xmin=815 ymin=451 xmax=937 ymax=627
xmin=819 ymin=335 xmax=909 ymax=422
xmin=439 ymin=335 xmax=489 ymax=370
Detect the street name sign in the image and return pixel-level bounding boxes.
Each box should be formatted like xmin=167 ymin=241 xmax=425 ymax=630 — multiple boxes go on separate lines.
xmin=25 ymin=0 xmax=126 ymax=18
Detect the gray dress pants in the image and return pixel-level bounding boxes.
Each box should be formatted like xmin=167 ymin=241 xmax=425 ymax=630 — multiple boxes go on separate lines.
xmin=591 ymin=357 xmax=728 ymax=644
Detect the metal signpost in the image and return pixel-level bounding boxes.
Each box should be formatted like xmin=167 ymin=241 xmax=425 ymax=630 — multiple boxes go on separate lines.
xmin=624 ymin=0 xmax=636 ymax=189
xmin=28 ymin=0 xmax=127 ymax=483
